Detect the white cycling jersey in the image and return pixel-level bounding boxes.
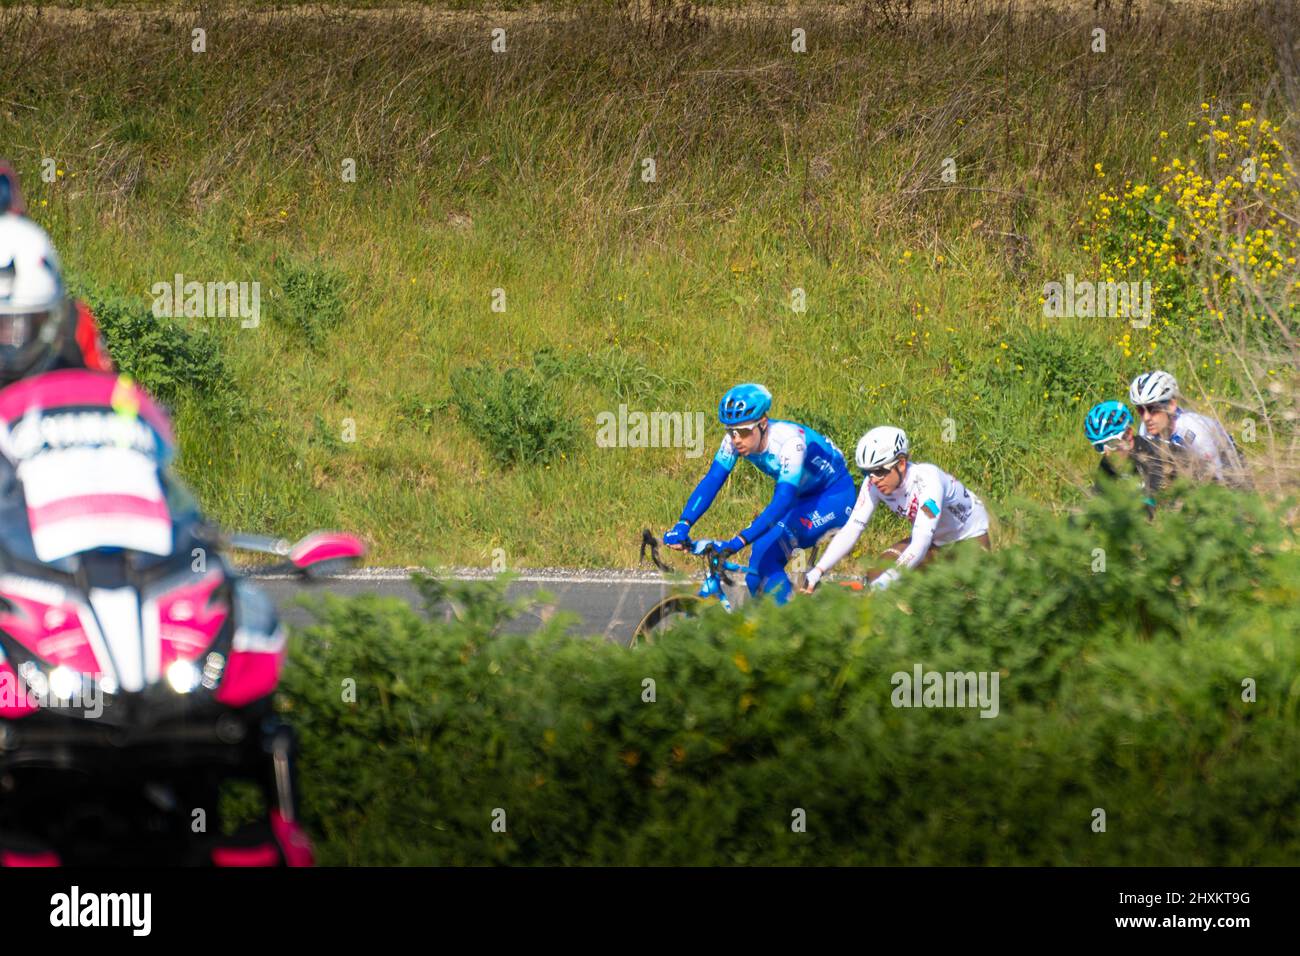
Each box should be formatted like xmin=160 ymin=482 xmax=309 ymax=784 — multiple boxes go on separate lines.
xmin=807 ymin=461 xmax=988 ymax=588
xmin=1138 ymin=408 xmax=1239 ymax=482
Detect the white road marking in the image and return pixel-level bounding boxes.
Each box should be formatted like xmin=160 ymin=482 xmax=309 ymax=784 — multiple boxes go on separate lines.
xmin=247 ymin=568 xmax=684 ymax=585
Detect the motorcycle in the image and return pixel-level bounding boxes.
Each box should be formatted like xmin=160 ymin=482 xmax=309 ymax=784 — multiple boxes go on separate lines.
xmin=0 ymin=369 xmax=364 ymax=866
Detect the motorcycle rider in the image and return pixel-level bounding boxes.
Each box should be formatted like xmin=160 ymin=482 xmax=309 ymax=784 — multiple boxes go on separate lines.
xmin=0 ymin=162 xmax=113 ymax=385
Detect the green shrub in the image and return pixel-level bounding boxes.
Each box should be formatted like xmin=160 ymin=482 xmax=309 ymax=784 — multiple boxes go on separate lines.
xmin=277 ymin=482 xmax=1300 ymax=864
xmin=532 ymin=346 xmax=688 ymax=405
xmin=1004 ymin=328 xmax=1118 ymax=405
xmin=69 ymin=280 xmax=241 ymax=415
xmin=449 ymin=363 xmax=579 ymax=467
xmin=393 ymin=395 xmax=450 ymax=435
xmin=272 ymin=261 xmax=347 ymax=350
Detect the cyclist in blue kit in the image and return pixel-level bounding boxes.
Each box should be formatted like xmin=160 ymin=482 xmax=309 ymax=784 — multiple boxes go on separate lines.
xmin=663 ymin=383 xmax=857 ymax=604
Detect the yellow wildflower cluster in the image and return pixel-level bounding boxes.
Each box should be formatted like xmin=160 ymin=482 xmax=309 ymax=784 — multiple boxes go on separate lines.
xmin=1084 ymin=104 xmax=1299 ymax=356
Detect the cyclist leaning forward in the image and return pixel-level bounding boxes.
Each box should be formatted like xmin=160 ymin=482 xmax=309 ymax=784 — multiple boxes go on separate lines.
xmin=801 ymin=425 xmax=991 ymax=593
xmin=663 ymin=383 xmax=857 ymax=604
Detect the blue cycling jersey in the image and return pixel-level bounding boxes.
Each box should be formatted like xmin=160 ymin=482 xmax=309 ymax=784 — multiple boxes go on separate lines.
xmin=678 ymin=420 xmax=852 ymax=544
xmin=713 ymin=420 xmax=848 ymax=494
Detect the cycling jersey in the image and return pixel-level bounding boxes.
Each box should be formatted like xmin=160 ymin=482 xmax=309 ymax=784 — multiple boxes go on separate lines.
xmin=713 ymin=420 xmax=846 ymax=494
xmin=679 ymin=420 xmax=851 ymax=543
xmin=1138 ymin=408 xmax=1242 ymax=483
xmin=810 ymin=461 xmax=988 ymax=582
xmin=674 ymin=419 xmax=855 ymax=604
xmin=1096 ymin=432 xmax=1189 ymax=515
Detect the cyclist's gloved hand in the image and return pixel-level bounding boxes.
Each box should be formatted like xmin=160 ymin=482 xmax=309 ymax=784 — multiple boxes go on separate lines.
xmin=871 ymin=567 xmax=901 ymax=591
xmin=718 ymin=534 xmax=747 ymax=556
xmin=663 ymin=520 xmax=691 ymax=548
xmin=690 ymin=538 xmax=720 ymax=556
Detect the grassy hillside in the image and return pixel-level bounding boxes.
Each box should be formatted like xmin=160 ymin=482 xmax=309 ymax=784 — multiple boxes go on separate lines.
xmin=1 ymin=1 xmax=1294 ymax=566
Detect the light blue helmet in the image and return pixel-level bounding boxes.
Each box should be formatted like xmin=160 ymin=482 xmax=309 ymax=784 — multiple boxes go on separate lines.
xmin=1084 ymin=400 xmax=1133 ymax=451
xmin=718 ymin=383 xmax=772 ymax=426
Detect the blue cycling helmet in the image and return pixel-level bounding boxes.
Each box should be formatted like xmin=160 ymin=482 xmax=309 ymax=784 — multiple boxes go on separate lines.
xmin=718 ymin=383 xmax=772 ymax=426
xmin=1084 ymin=400 xmax=1133 ymax=451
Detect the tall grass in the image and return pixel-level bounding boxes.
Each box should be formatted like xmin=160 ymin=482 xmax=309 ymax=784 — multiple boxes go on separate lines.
xmin=0 ymin=1 xmax=1287 ymax=564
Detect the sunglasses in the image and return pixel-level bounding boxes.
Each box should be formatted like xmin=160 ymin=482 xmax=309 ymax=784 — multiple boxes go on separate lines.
xmin=726 ymin=423 xmax=761 ymax=440
xmin=1135 ymin=402 xmax=1168 ymax=416
xmin=865 ymin=463 xmax=896 ymax=479
xmin=1095 ymin=438 xmax=1124 ymax=454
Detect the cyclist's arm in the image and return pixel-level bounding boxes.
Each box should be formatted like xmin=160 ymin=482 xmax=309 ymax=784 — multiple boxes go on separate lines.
xmin=806 ymin=482 xmax=876 ymax=587
xmin=678 ymin=437 xmax=737 ymax=525
xmin=733 ymin=480 xmax=797 ymax=546
xmin=730 ymin=433 xmax=807 ymax=545
xmin=1211 ymin=420 xmax=1253 ymax=489
xmin=894 ymin=502 xmax=940 ymax=569
xmin=1188 ymin=430 xmax=1226 ymax=482
xmin=875 ymin=470 xmax=945 ymax=588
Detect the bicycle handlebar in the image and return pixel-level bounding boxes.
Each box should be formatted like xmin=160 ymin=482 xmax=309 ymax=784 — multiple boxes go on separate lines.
xmin=640 ymin=529 xmax=746 ymax=585
xmin=639 ymin=528 xmax=677 ymax=572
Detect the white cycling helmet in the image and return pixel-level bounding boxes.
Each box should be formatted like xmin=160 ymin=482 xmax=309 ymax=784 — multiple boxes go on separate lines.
xmin=1129 ymin=370 xmax=1178 ymax=406
xmin=0 ymin=212 xmax=67 ymax=383
xmin=856 ymin=425 xmax=909 ymax=471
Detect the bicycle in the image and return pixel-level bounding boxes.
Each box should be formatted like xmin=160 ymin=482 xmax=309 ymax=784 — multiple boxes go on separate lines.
xmin=633 ymin=528 xmax=840 ymax=645
xmin=632 ymin=530 xmax=753 ymax=645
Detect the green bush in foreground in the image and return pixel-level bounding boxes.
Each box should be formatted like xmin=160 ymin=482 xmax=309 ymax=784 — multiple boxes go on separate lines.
xmin=279 ymin=483 xmax=1300 ymax=865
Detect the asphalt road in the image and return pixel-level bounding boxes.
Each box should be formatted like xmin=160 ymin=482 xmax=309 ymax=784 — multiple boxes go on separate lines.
xmin=250 ymin=569 xmax=740 ymax=647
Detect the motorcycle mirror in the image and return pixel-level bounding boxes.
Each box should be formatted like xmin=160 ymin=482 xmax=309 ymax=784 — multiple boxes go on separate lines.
xmin=287 ymin=531 xmax=366 ymax=578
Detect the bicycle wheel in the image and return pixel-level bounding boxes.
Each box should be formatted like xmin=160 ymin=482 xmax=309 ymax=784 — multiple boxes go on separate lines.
xmin=630 ymin=595 xmax=703 ymax=647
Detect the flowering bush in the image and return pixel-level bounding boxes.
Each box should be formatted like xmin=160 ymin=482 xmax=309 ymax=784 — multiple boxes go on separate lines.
xmin=1084 ymin=104 xmax=1299 ymax=362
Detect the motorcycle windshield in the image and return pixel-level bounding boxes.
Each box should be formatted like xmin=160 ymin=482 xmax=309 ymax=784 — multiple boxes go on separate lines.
xmin=0 ymin=371 xmax=177 ymax=564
